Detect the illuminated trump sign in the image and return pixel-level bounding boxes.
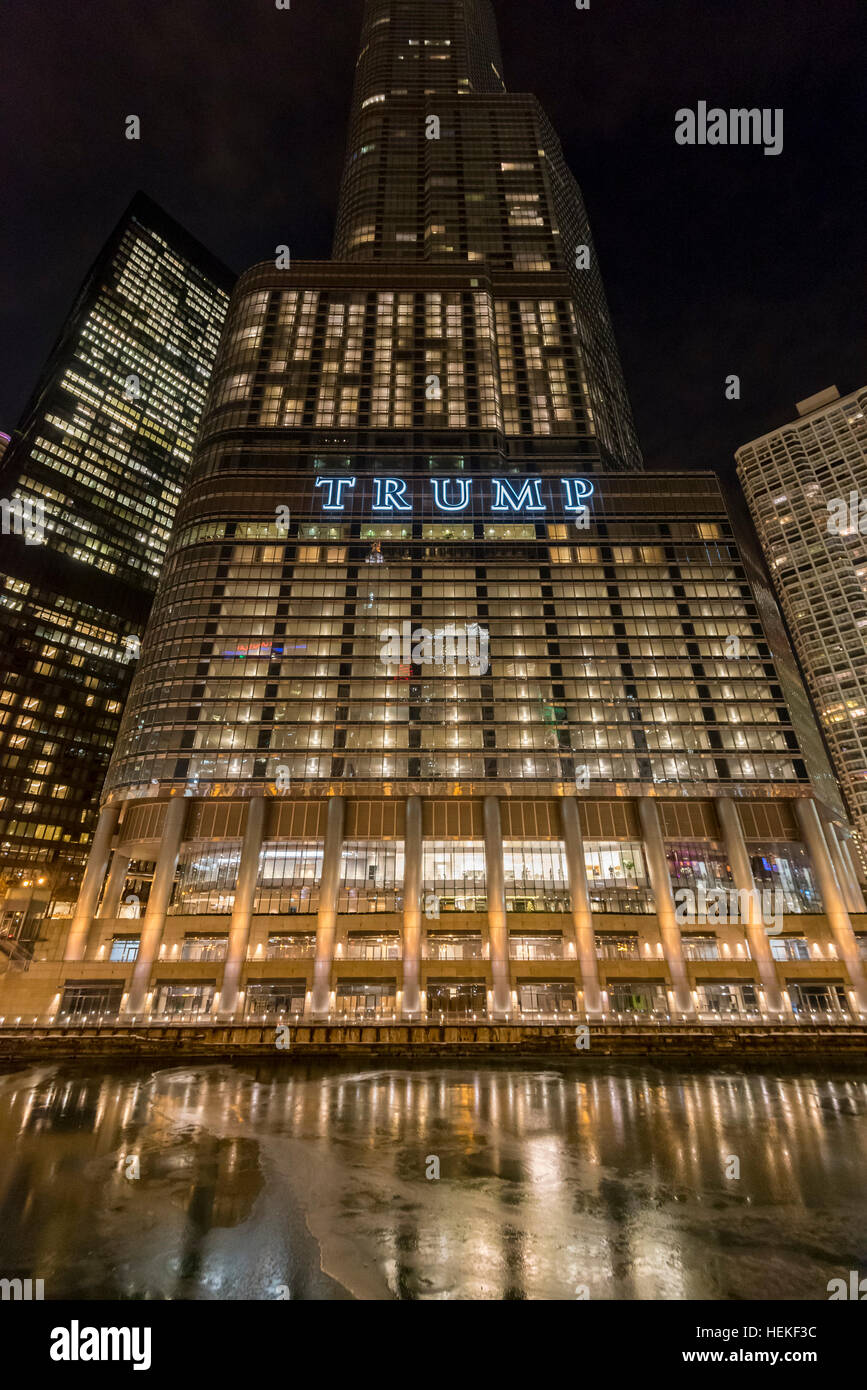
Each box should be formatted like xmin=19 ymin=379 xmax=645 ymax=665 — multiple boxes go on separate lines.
xmin=313 ymin=475 xmax=594 ymax=515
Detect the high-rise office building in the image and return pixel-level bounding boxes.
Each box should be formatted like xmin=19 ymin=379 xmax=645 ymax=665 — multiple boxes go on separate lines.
xmin=0 ymin=193 xmax=233 ymax=947
xmin=3 ymin=1 xmax=865 ymax=1029
xmin=738 ymin=385 xmax=867 ymax=859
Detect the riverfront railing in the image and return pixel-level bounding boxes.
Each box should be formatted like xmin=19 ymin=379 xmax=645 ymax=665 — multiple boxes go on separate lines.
xmin=0 ymin=1009 xmax=861 ymax=1029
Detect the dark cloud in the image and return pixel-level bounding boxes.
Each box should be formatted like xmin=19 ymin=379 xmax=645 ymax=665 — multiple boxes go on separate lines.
xmin=0 ymin=0 xmax=864 ymax=469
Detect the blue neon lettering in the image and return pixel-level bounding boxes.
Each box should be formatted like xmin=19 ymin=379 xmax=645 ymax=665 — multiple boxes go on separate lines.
xmin=313 ymin=475 xmax=595 ymax=513
xmin=431 ymin=478 xmax=472 ymax=512
xmin=560 ymin=477 xmax=595 ymax=510
xmin=314 ymin=477 xmax=357 ymax=510
xmin=373 ymin=477 xmax=413 ymax=511
xmin=491 ymin=477 xmax=546 ymax=512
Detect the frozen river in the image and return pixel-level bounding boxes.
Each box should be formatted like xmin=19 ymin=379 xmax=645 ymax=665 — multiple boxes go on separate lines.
xmin=1 ymin=1060 xmax=865 ymax=1300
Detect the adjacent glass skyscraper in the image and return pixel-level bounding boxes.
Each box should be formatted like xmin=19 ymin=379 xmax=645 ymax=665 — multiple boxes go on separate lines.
xmin=0 ymin=194 xmax=232 ymax=942
xmin=4 ymin=1 xmax=866 ymax=1030
xmin=738 ymin=385 xmax=867 ymax=860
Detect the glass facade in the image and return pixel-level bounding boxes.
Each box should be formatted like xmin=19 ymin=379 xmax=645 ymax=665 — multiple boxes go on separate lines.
xmin=606 ymin=982 xmax=669 ymax=1018
xmin=266 ymin=933 xmax=316 ymax=960
xmin=109 ymin=935 xmax=140 ymax=963
xmin=666 ymin=840 xmax=733 ymax=892
xmin=245 ymin=980 xmax=306 ymax=1018
xmin=423 ymin=842 xmax=486 ymax=913
xmin=748 ymin=843 xmax=823 ymax=914
xmin=104 ymin=475 xmax=816 ymax=802
xmin=332 ymin=0 xmax=640 ymax=471
xmin=335 ymin=980 xmax=397 ymax=1019
xmin=426 ymin=980 xmax=487 ymax=1019
xmin=696 ymin=983 xmax=759 ymax=1017
xmin=0 ymin=195 xmax=232 ymax=898
xmin=254 ymin=841 xmax=323 ymax=914
xmin=180 ymin=935 xmax=228 ymax=963
xmin=503 ymin=841 xmax=570 ymax=912
xmin=338 ymin=840 xmax=405 ymax=913
xmin=152 ymin=982 xmax=216 ymax=1018
xmin=681 ymin=935 xmax=721 ymax=962
xmin=585 ymin=841 xmax=654 ymax=914
xmin=596 ymin=932 xmax=641 ymax=961
xmin=509 ymin=932 xmax=565 ymax=961
xmin=426 ymin=932 xmax=483 ymax=961
xmin=517 ymin=981 xmax=577 ymax=1016
xmin=169 ymin=845 xmax=241 ymax=915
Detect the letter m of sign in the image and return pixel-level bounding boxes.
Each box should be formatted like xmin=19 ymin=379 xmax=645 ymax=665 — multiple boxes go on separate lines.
xmin=491 ymin=478 xmax=545 ymax=512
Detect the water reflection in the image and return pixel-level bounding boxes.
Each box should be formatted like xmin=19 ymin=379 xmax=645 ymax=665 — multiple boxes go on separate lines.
xmin=0 ymin=1062 xmax=865 ymax=1300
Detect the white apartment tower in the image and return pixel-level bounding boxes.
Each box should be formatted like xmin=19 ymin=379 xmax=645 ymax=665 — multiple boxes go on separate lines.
xmin=737 ymin=385 xmax=867 ymax=856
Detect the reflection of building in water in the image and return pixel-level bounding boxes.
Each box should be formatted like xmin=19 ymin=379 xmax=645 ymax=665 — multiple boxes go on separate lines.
xmin=0 ymin=1065 xmax=865 ymax=1299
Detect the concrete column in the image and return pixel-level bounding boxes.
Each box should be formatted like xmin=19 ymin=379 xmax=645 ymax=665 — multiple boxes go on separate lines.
xmin=715 ymin=796 xmax=783 ymax=1015
xmin=311 ymin=797 xmax=346 ymax=1018
xmin=125 ymin=797 xmax=188 ymax=1015
xmin=65 ymin=803 xmax=120 ymax=961
xmin=80 ymin=847 xmax=134 ymax=963
xmin=483 ymin=797 xmax=512 ymax=1017
xmin=638 ymin=798 xmax=694 ymax=1017
xmin=821 ymin=815 xmax=867 ymax=914
xmin=795 ymin=798 xmax=867 ymax=1012
xmin=402 ymin=796 xmax=423 ymax=1019
xmin=98 ymin=851 xmax=132 ymax=920
xmin=221 ymin=797 xmax=266 ymax=1018
xmin=560 ymin=797 xmax=602 ymax=1017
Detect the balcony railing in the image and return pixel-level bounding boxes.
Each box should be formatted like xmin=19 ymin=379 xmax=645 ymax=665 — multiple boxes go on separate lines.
xmin=332 ymin=1006 xmax=399 ymax=1022
xmin=596 ymin=942 xmax=641 ymax=961
xmin=263 ymin=941 xmax=316 ymax=959
xmin=425 ymin=943 xmax=484 ymax=961
xmin=509 ymin=943 xmax=565 ymax=961
xmin=505 ymin=897 xmax=571 ymax=914
xmin=344 ymin=943 xmax=402 ymax=961
xmin=588 ymin=889 xmax=657 ymax=914
xmin=245 ymin=1004 xmax=305 ymax=1021
xmin=1 ymin=1008 xmax=862 ymax=1030
xmin=426 ymin=1010 xmax=489 ymax=1023
xmin=681 ymin=944 xmax=722 ymax=962
xmin=179 ymin=943 xmax=228 ymax=963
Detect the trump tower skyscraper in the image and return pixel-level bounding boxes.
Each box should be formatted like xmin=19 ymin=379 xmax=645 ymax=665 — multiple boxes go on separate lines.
xmin=12 ymin=0 xmax=867 ymax=1031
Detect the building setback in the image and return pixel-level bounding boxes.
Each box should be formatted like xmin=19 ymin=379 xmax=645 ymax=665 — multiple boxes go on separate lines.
xmin=2 ymin=1 xmax=865 ymax=1027
xmin=738 ymin=386 xmax=867 ymax=862
xmin=0 ymin=194 xmax=233 ymax=949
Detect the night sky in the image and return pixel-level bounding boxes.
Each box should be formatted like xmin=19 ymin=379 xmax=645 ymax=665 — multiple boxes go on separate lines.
xmin=1 ymin=0 xmax=864 ymax=472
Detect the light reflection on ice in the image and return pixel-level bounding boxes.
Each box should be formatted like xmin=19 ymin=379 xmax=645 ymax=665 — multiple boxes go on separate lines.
xmin=0 ymin=1062 xmax=865 ymax=1300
